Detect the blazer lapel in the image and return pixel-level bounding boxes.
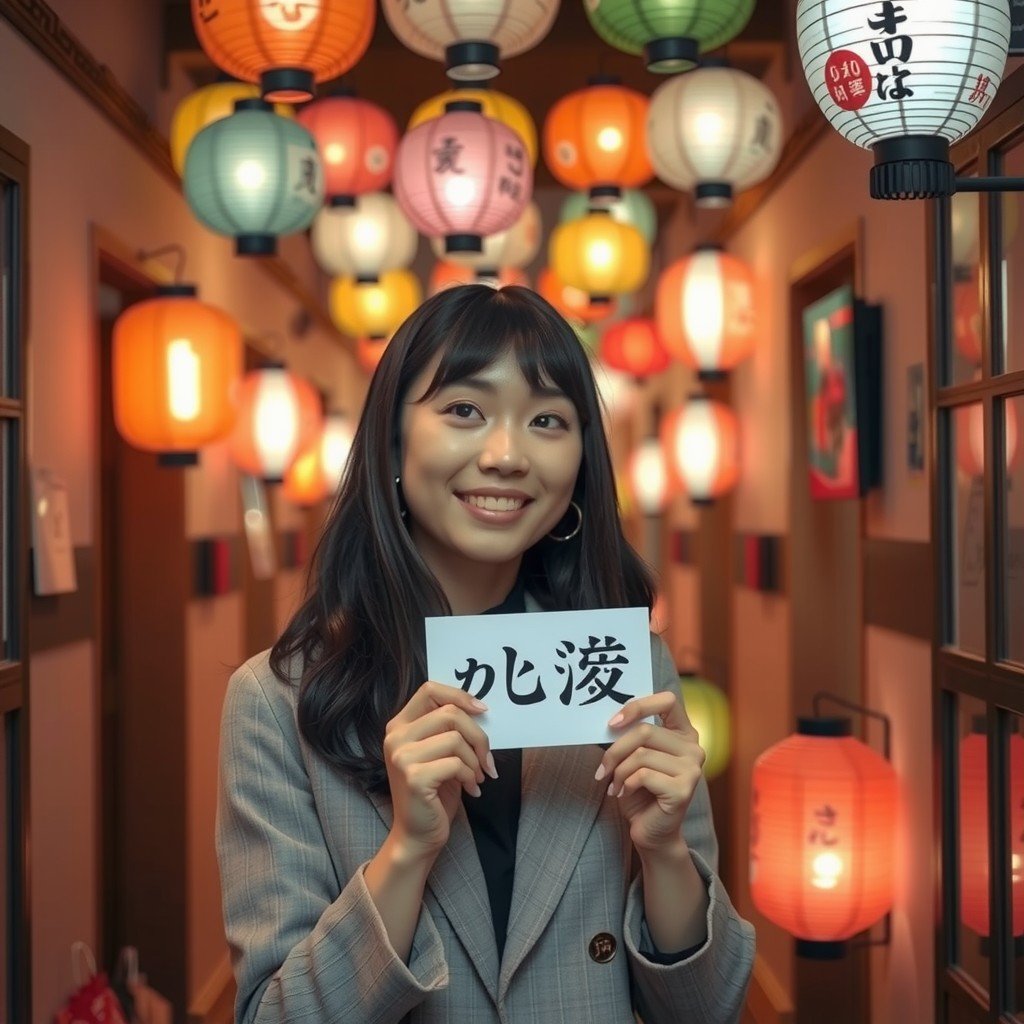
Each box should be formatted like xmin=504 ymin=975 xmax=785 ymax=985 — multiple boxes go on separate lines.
xmin=366 ymin=788 xmax=500 ymax=999
xmin=497 ymin=742 xmax=605 ymax=1000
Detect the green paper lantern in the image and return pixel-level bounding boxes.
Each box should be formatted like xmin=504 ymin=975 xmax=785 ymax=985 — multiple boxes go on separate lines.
xmin=560 ymin=189 xmax=657 ymax=246
xmin=184 ymin=98 xmax=324 ymax=257
xmin=585 ymin=0 xmax=754 ymax=74
xmin=679 ymin=671 xmax=731 ymax=779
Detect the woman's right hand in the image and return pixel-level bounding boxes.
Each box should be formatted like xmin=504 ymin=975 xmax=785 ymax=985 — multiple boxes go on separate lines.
xmin=382 ymin=681 xmax=496 ymax=863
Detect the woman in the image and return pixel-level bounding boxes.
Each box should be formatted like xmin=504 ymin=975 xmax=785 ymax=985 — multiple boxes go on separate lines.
xmin=217 ymin=285 xmax=755 ymax=1024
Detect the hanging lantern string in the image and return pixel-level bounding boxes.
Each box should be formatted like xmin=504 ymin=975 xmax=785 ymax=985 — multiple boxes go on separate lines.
xmin=811 ymin=690 xmax=891 ymax=762
xmin=137 ymin=243 xmax=188 ymax=284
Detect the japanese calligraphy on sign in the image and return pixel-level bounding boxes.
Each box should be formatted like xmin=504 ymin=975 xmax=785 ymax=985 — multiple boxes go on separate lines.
xmin=426 ymin=606 xmax=654 ymax=749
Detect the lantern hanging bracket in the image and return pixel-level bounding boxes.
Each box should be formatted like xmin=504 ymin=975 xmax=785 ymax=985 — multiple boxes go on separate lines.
xmin=811 ymin=690 xmax=891 ymax=760
xmin=137 ymin=243 xmax=188 ymax=283
xmin=954 ymin=177 xmax=1024 ymax=194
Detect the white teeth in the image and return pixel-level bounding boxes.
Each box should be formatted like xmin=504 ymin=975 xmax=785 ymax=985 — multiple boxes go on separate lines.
xmin=462 ymin=495 xmax=525 ymax=512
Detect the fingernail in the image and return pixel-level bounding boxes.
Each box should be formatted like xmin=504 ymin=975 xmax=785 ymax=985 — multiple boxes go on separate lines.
xmin=608 ymin=712 xmax=625 ymax=727
xmin=470 ymin=698 xmax=488 ymax=711
xmin=485 ymin=752 xmax=499 ymax=779
xmin=594 ymin=763 xmax=606 ymax=782
xmin=607 ymin=783 xmax=616 ymax=797
xmin=469 ymin=782 xmax=482 ymax=797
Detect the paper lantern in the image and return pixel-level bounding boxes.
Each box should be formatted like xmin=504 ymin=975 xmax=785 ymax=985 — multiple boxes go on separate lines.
xmin=959 ymin=722 xmax=1024 ymax=939
xmin=311 ymin=193 xmax=417 ymax=281
xmin=750 ymin=718 xmax=897 ymax=957
xmin=380 ymin=0 xmax=559 ymax=81
xmin=585 ymin=0 xmax=753 ymax=73
xmin=627 ymin=438 xmax=671 ymax=515
xmin=283 ymin=412 xmax=355 ymax=505
xmin=183 ymin=99 xmax=323 ymax=256
xmin=661 ymin=396 xmax=739 ymax=504
xmin=329 ymin=269 xmax=422 ymax=339
xmin=230 ymin=366 xmax=323 ymax=482
xmin=191 ymin=0 xmax=375 ymax=102
xmin=356 ymin=336 xmax=390 ymax=374
xmin=431 ymin=201 xmax=542 ymax=273
xmin=795 ymin=0 xmax=1011 ymax=199
xmin=544 ymin=78 xmax=652 ymax=202
xmin=409 ymin=88 xmax=538 ymax=167
xmin=112 ymin=285 xmax=242 ymax=460
xmin=955 ymin=397 xmax=1019 ymax=478
xmin=538 ymin=267 xmax=618 ymax=324
xmin=657 ymin=247 xmax=757 ymax=378
xmin=953 ymin=273 xmax=982 ymax=365
xmin=549 ymin=212 xmax=648 ymax=300
xmin=647 ymin=66 xmax=782 ymax=208
xmin=679 ymin=672 xmax=731 ymax=781
xmin=600 ymin=317 xmax=670 ymax=379
xmin=170 ymin=81 xmax=292 ymax=176
xmin=429 ymin=262 xmax=528 ymax=296
xmin=560 ymin=188 xmax=656 ymax=245
xmin=296 ymin=93 xmax=398 ymax=205
xmin=393 ymin=101 xmax=532 ymax=253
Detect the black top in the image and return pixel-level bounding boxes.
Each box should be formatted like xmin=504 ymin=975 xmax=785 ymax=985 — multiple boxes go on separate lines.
xmin=460 ymin=578 xmax=700 ymax=965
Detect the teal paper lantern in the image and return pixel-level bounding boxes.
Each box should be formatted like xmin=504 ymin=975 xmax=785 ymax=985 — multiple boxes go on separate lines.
xmin=560 ymin=189 xmax=657 ymax=246
xmin=184 ymin=98 xmax=324 ymax=257
xmin=585 ymin=0 xmax=754 ymax=74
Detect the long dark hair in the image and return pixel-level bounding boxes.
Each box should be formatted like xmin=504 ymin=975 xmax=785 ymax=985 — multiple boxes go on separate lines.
xmin=270 ymin=284 xmax=655 ymax=793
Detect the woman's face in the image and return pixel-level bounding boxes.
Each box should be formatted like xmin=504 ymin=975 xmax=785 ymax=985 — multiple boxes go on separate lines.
xmin=399 ymin=349 xmax=584 ymax=576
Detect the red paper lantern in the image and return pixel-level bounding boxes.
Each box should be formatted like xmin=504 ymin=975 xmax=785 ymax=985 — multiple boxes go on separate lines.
xmin=953 ymin=271 xmax=983 ymax=365
xmin=544 ymin=77 xmax=653 ymax=203
xmin=600 ymin=317 xmax=670 ymax=379
xmin=112 ymin=284 xmax=242 ymax=460
xmin=660 ymin=397 xmax=739 ymax=504
xmin=750 ymin=718 xmax=897 ymax=958
xmin=191 ymin=0 xmax=375 ymax=103
xmin=296 ymin=93 xmax=398 ymax=205
xmin=538 ymin=267 xmax=618 ymax=324
xmin=356 ymin=336 xmax=390 ymax=374
xmin=230 ymin=366 xmax=323 ymax=482
xmin=955 ymin=394 xmax=1019 ymax=478
xmin=429 ymin=261 xmax=527 ymax=295
xmin=393 ymin=100 xmax=532 ymax=253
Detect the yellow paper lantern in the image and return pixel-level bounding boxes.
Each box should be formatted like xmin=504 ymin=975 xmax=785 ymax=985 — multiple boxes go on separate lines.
xmin=408 ymin=87 xmax=538 ymax=167
xmin=549 ymin=210 xmax=648 ymax=299
xmin=329 ymin=269 xmax=422 ymax=338
xmin=679 ymin=672 xmax=731 ymax=780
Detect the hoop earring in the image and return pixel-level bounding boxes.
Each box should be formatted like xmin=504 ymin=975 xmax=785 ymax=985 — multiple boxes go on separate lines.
xmin=547 ymin=500 xmax=582 ymax=542
xmin=394 ymin=475 xmax=407 ymax=519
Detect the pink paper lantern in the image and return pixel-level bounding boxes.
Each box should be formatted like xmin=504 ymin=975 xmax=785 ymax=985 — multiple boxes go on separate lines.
xmin=393 ymin=100 xmax=531 ymax=253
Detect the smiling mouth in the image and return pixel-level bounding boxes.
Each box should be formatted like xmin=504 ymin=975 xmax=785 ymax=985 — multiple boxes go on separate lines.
xmin=457 ymin=494 xmax=531 ymax=512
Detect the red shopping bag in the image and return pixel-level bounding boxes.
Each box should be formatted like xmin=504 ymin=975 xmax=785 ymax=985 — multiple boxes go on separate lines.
xmin=53 ymin=942 xmax=129 ymax=1024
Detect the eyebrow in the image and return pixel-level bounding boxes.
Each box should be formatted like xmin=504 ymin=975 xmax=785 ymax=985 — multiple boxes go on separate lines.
xmin=444 ymin=375 xmax=569 ymax=400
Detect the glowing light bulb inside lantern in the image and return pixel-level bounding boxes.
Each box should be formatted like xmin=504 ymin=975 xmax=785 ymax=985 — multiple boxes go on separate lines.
xmin=588 ymin=239 xmax=614 ymax=271
xmin=321 ymin=416 xmax=354 ymax=489
xmin=683 ymin=260 xmax=726 ymax=350
xmin=682 ymin=416 xmax=720 ymax=479
xmin=597 ymin=126 xmax=623 ymax=152
xmin=324 ymin=142 xmax=346 ymax=165
xmin=354 ymin=219 xmax=383 ymax=251
xmin=254 ymin=376 xmax=299 ymax=472
xmin=363 ymin=287 xmax=387 ymax=318
xmin=167 ymin=338 xmax=202 ymax=422
xmin=235 ymin=159 xmax=267 ymax=190
xmin=695 ymin=111 xmax=725 ymax=145
xmin=444 ymin=176 xmax=477 ymax=208
xmin=811 ymin=851 xmax=844 ymax=891
xmin=260 ymin=0 xmax=321 ymax=32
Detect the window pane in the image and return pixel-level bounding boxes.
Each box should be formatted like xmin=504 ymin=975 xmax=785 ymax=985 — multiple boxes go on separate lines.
xmin=948 ymin=404 xmax=987 ymax=655
xmin=0 ymin=423 xmax=7 ymax=665
xmin=957 ymin=695 xmax=991 ymax=994
xmin=950 ymin=189 xmax=985 ymax=387
xmin=1007 ymin=712 xmax=1024 ymax=1018
xmin=0 ymin=712 xmax=6 ymax=1022
xmin=1003 ymin=395 xmax=1024 ymax=665
xmin=1001 ymin=145 xmax=1024 ymax=376
xmin=0 ymin=180 xmax=6 ymax=400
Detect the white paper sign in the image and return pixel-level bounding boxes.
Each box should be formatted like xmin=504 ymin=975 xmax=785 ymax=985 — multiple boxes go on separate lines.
xmin=30 ymin=468 xmax=77 ymax=596
xmin=426 ymin=607 xmax=653 ymax=750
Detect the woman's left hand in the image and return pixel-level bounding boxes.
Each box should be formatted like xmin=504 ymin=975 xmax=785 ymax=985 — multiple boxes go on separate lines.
xmin=595 ymin=691 xmax=706 ymax=856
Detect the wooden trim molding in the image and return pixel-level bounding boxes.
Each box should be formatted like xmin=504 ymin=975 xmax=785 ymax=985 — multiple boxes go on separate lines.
xmin=0 ymin=0 xmax=346 ymax=349
xmin=863 ymin=538 xmax=934 ymax=642
xmin=745 ymin=954 xmax=795 ymax=1024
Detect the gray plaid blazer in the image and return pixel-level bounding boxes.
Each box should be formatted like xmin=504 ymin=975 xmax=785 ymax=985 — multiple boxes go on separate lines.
xmin=217 ymin=595 xmax=755 ymax=1023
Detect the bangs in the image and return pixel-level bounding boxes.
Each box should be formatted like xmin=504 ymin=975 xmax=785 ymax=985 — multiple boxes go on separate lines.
xmin=412 ymin=287 xmax=594 ymax=427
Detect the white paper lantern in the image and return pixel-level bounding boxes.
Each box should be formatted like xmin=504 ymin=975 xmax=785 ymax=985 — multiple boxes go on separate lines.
xmin=381 ymin=0 xmax=560 ymax=81
xmin=311 ymin=192 xmax=417 ymax=282
xmin=796 ymin=0 xmax=1011 ymax=199
xmin=321 ymin=413 xmax=356 ymax=491
xmin=628 ymin=438 xmax=671 ymax=515
xmin=664 ymin=396 xmax=739 ymax=504
xmin=430 ymin=200 xmax=542 ymax=272
xmin=647 ymin=65 xmax=782 ymax=208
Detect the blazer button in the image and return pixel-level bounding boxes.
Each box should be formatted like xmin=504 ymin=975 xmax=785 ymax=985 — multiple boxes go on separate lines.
xmin=588 ymin=932 xmax=617 ymax=963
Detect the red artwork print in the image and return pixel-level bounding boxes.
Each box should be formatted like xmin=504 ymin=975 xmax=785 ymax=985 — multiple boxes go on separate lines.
xmin=824 ymin=49 xmax=872 ymax=111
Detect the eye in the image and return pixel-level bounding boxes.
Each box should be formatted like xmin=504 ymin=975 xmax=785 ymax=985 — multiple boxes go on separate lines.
xmin=534 ymin=413 xmax=571 ymax=430
xmin=442 ymin=402 xmax=482 ymax=421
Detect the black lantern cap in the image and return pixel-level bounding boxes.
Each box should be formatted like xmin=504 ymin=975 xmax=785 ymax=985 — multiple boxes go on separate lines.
xmin=260 ymin=67 xmax=315 ymax=103
xmin=355 ymin=274 xmax=380 ymax=285
xmin=645 ymin=37 xmax=700 ymax=75
xmin=444 ymin=99 xmax=484 ymax=114
xmin=236 ymin=234 xmax=277 ymax=257
xmin=589 ymin=293 xmax=612 ymax=305
xmin=797 ymin=716 xmax=853 ymax=737
xmin=446 ymin=41 xmax=500 ymax=82
xmin=155 ymin=283 xmax=198 ymax=298
xmin=234 ymin=97 xmax=274 ymax=114
xmin=157 ymin=451 xmax=199 ymax=467
xmin=870 ymin=135 xmax=955 ymax=201
xmin=796 ymin=939 xmax=847 ymax=960
xmin=696 ymin=182 xmax=733 ymax=208
xmin=328 ymin=194 xmax=357 ymax=208
xmin=587 ymin=73 xmax=621 ymax=87
xmin=446 ymin=233 xmax=483 ymax=253
xmin=263 ymin=475 xmax=284 ymax=485
xmin=697 ymin=368 xmax=728 ymax=383
xmin=589 ymin=184 xmax=623 ymax=204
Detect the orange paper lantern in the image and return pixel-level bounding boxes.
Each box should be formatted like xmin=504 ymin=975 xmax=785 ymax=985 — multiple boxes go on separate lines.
xmin=356 ymin=336 xmax=390 ymax=374
xmin=660 ymin=397 xmax=739 ymax=504
xmin=600 ymin=317 xmax=670 ymax=379
xmin=429 ymin=261 xmax=528 ymax=295
xmin=230 ymin=366 xmax=323 ymax=482
xmin=112 ymin=284 xmax=242 ymax=460
xmin=750 ymin=718 xmax=897 ymax=958
xmin=191 ymin=0 xmax=375 ymax=102
xmin=544 ymin=77 xmax=653 ymax=202
xmin=283 ymin=443 xmax=330 ymax=506
xmin=538 ymin=267 xmax=618 ymax=323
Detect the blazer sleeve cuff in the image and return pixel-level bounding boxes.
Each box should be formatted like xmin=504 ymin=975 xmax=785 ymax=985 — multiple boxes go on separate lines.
xmin=623 ymin=849 xmax=756 ymax=1024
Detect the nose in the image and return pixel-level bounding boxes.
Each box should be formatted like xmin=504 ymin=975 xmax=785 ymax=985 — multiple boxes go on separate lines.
xmin=478 ymin=421 xmax=529 ymax=474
